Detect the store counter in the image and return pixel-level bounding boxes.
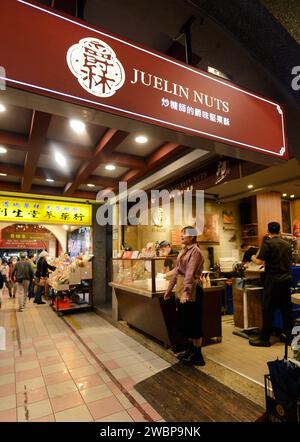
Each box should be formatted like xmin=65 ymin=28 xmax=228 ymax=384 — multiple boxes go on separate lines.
xmin=109 ymin=282 xmax=224 ymax=347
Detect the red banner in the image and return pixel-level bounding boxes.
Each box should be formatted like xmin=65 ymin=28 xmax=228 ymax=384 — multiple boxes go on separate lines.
xmin=0 ymin=0 xmax=287 ymax=158
xmin=0 ymin=240 xmax=48 ymax=249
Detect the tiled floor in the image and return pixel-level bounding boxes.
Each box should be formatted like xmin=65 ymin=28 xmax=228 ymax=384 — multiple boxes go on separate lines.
xmin=0 ymin=290 xmax=167 ymax=422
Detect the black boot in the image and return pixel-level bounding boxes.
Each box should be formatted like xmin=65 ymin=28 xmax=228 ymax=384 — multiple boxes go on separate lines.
xmin=182 ymin=346 xmax=205 ymax=366
xmin=177 ymin=342 xmax=194 ymax=360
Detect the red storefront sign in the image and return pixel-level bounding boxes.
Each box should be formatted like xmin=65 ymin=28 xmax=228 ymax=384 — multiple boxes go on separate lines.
xmin=0 ymin=0 xmax=287 ymax=158
xmin=0 ymin=240 xmax=48 ymax=249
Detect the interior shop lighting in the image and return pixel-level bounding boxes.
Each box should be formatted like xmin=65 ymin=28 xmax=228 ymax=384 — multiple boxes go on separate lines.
xmin=247 ymin=184 xmax=254 ymax=189
xmin=46 ymin=178 xmax=55 ymax=183
xmin=135 ymin=135 xmax=148 ymax=144
xmin=290 ymin=194 xmax=295 ymax=198
xmin=87 ymin=183 xmax=95 ymax=187
xmin=69 ymin=119 xmax=86 ymax=134
xmin=0 ymin=104 xmax=6 ymax=112
xmin=63 ymin=225 xmax=69 ymax=230
xmin=0 ymin=173 xmax=7 ymax=176
xmin=105 ymin=164 xmax=116 ymax=171
xmin=0 ymin=146 xmax=7 ymax=154
xmin=54 ymin=150 xmax=67 ymax=167
xmin=282 ymin=193 xmax=287 ymax=197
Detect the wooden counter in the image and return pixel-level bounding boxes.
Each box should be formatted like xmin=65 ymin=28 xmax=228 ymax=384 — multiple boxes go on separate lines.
xmin=109 ymin=282 xmax=224 ymax=347
xmin=233 ymin=285 xmax=263 ymax=329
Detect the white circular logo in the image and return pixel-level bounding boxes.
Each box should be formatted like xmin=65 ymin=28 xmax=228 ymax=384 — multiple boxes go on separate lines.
xmin=67 ymin=37 xmax=125 ymax=98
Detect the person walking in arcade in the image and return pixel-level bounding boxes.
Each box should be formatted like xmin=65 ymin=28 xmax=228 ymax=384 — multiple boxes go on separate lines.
xmin=34 ymin=251 xmax=56 ymax=305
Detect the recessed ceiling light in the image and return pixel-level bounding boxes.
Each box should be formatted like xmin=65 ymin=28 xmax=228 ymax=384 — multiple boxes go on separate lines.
xmin=282 ymin=193 xmax=287 ymax=197
xmin=105 ymin=164 xmax=116 ymax=171
xmin=46 ymin=178 xmax=55 ymax=183
xmin=0 ymin=104 xmax=6 ymax=112
xmin=290 ymin=194 xmax=295 ymax=198
xmin=69 ymin=119 xmax=86 ymax=134
xmin=248 ymin=184 xmax=253 ymax=189
xmin=0 ymin=146 xmax=7 ymax=154
xmin=54 ymin=151 xmax=67 ymax=167
xmin=135 ymin=135 xmax=148 ymax=144
xmin=63 ymin=225 xmax=69 ymax=230
xmin=87 ymin=183 xmax=95 ymax=187
xmin=0 ymin=173 xmax=7 ymax=177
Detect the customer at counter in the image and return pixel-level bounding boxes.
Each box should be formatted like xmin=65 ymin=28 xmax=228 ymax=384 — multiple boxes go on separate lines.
xmin=249 ymin=222 xmax=293 ymax=347
xmin=158 ymin=241 xmax=178 ymax=273
xmin=163 ymin=226 xmax=205 ymax=366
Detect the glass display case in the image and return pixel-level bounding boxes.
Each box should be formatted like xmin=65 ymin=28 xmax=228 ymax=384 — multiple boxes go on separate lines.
xmin=111 ymin=257 xmax=177 ymax=293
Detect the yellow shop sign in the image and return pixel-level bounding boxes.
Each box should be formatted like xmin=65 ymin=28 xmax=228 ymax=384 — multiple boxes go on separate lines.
xmin=0 ymin=197 xmax=91 ymax=225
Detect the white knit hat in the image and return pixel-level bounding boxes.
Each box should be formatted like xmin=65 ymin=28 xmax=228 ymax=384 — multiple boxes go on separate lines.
xmin=39 ymin=250 xmax=48 ymax=259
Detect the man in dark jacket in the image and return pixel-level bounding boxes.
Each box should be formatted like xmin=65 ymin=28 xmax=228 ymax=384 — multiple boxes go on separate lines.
xmin=34 ymin=251 xmax=56 ymax=304
xmin=249 ymin=222 xmax=293 ymax=347
xmin=12 ymin=253 xmax=34 ymax=312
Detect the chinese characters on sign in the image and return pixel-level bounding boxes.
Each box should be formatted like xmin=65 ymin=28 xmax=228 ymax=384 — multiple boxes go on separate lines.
xmin=67 ymin=37 xmax=125 ymax=98
xmin=161 ymin=97 xmax=231 ymax=127
xmin=0 ymin=198 xmax=91 ymax=225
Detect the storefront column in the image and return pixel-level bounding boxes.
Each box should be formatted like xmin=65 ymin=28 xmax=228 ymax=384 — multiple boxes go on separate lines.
xmin=92 ymin=205 xmax=112 ymax=307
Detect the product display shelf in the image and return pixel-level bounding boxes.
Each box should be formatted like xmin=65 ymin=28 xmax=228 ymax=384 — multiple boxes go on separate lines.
xmin=49 ymin=279 xmax=93 ymax=316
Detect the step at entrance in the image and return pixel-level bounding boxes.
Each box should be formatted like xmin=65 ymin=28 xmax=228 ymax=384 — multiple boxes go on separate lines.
xmin=135 ymin=362 xmax=265 ymax=422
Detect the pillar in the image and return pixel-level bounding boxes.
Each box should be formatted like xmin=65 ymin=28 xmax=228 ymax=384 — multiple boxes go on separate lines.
xmin=92 ymin=205 xmax=112 ymax=307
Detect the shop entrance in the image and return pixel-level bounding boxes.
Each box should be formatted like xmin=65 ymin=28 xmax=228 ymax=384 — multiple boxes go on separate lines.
xmin=0 ymin=223 xmax=64 ymax=258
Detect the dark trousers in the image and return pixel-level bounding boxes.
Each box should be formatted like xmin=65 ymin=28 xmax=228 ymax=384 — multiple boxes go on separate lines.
xmin=34 ymin=280 xmax=45 ymax=303
xmin=261 ymin=273 xmax=294 ymax=341
xmin=177 ymin=285 xmax=203 ymax=339
xmin=28 ymin=280 xmax=34 ymax=299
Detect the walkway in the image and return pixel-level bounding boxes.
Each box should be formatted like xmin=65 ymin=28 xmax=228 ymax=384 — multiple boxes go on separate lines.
xmin=0 ymin=290 xmax=287 ymax=422
xmin=0 ymin=290 xmax=168 ymax=422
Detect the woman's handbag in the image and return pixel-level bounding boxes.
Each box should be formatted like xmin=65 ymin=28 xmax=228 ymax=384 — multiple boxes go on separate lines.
xmin=38 ymin=277 xmax=47 ymax=287
xmin=175 ymin=275 xmax=198 ymax=302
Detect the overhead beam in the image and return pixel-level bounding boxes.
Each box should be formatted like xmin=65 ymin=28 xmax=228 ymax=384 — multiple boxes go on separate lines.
xmin=118 ymin=143 xmax=188 ymax=187
xmin=0 ymin=181 xmax=97 ymax=200
xmin=22 ymin=111 xmax=52 ymax=193
xmin=30 ymin=185 xmax=97 ymax=200
xmin=64 ymin=129 xmax=128 ymax=195
xmin=119 ymin=169 xmax=140 ymax=183
xmin=0 ymin=164 xmax=23 ymax=177
xmin=0 ymin=130 xmax=144 ymax=170
xmin=0 ymin=130 xmax=28 ymax=147
xmin=0 ymin=182 xmax=21 ymax=194
xmin=86 ymin=175 xmax=118 ymax=188
xmin=147 ymin=142 xmax=184 ymax=167
xmin=0 ymin=162 xmax=117 ymax=189
xmin=103 ymin=152 xmax=144 ymax=170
